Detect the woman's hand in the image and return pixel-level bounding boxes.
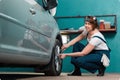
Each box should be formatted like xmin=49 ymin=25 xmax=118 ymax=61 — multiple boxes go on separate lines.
xmin=59 ymin=54 xmax=67 ymax=59
xmin=61 ymin=44 xmax=69 ymax=50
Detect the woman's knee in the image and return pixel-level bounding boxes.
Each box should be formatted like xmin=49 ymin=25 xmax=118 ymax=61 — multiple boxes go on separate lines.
xmin=78 ymin=57 xmax=87 ymax=65
xmin=71 ymin=57 xmax=86 ymax=66
xmin=73 ymin=42 xmax=85 ymax=52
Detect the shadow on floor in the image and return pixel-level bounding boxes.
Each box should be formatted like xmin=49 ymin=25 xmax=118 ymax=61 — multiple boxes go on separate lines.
xmin=0 ymin=74 xmax=45 ymax=80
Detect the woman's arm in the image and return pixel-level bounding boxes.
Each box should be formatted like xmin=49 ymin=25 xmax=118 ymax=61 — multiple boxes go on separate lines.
xmin=68 ymin=34 xmax=85 ymax=46
xmin=60 ymin=43 xmax=95 ymax=59
xmin=61 ymin=34 xmax=85 ymax=50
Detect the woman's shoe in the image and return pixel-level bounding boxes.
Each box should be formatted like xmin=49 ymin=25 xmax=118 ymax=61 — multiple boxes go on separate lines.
xmin=67 ymin=70 xmax=81 ymax=76
xmin=97 ymin=66 xmax=106 ymax=76
xmin=67 ymin=67 xmax=81 ymax=76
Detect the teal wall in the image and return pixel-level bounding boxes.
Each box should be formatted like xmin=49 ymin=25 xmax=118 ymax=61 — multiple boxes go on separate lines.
xmin=56 ymin=0 xmax=120 ymax=73
xmin=0 ymin=0 xmax=120 ymax=73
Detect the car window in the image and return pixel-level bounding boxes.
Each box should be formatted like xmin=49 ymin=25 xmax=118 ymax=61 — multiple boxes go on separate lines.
xmin=24 ymin=0 xmax=44 ymax=9
xmin=35 ymin=0 xmax=48 ymax=10
xmin=35 ymin=0 xmax=44 ymax=6
xmin=25 ymin=0 xmax=37 ymax=5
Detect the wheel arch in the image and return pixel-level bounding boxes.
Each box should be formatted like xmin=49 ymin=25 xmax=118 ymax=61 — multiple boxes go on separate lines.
xmin=56 ymin=33 xmax=63 ymax=47
xmin=44 ymin=34 xmax=63 ymax=76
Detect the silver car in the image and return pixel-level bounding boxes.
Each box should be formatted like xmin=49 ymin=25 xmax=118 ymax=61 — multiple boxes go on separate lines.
xmin=0 ymin=0 xmax=63 ymax=76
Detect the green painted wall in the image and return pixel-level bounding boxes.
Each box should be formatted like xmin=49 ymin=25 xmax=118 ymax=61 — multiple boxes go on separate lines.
xmin=0 ymin=0 xmax=119 ymax=73
xmin=56 ymin=0 xmax=120 ymax=73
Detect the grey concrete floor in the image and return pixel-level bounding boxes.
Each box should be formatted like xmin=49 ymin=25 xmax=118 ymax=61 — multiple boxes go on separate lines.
xmin=0 ymin=72 xmax=120 ymax=80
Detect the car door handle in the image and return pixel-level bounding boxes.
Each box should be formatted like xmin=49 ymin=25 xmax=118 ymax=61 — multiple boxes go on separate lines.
xmin=29 ymin=8 xmax=36 ymax=15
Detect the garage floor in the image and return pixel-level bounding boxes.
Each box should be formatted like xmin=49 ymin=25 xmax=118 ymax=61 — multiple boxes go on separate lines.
xmin=0 ymin=72 xmax=120 ymax=80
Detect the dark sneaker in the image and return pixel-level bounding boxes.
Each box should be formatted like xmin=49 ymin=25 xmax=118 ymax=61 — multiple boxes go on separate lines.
xmin=67 ymin=71 xmax=81 ymax=76
xmin=97 ymin=66 xmax=106 ymax=76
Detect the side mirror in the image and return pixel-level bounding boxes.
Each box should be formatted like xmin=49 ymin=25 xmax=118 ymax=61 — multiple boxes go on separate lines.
xmin=42 ymin=0 xmax=58 ymax=16
xmin=46 ymin=0 xmax=58 ymax=10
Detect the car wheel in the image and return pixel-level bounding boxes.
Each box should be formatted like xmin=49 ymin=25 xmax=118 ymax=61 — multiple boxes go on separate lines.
xmin=45 ymin=39 xmax=62 ymax=76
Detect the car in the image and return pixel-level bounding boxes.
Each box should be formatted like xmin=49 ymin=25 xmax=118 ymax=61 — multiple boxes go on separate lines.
xmin=0 ymin=0 xmax=63 ymax=76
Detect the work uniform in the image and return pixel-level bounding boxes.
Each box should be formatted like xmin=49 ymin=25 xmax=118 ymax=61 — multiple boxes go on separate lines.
xmin=71 ymin=29 xmax=110 ymax=73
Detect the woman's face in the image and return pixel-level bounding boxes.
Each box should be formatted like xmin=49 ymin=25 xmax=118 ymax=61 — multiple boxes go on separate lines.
xmin=84 ymin=21 xmax=93 ymax=32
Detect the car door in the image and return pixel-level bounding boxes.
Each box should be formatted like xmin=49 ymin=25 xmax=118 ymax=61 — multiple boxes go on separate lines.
xmin=0 ymin=0 xmax=33 ymax=64
xmin=25 ymin=0 xmax=57 ymax=55
xmin=0 ymin=0 xmax=51 ymax=64
xmin=21 ymin=0 xmax=58 ymax=63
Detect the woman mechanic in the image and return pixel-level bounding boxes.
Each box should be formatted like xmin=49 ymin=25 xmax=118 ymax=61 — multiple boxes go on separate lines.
xmin=59 ymin=16 xmax=110 ymax=76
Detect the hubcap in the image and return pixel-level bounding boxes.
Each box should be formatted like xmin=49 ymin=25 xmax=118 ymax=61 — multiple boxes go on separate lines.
xmin=55 ymin=45 xmax=61 ymax=71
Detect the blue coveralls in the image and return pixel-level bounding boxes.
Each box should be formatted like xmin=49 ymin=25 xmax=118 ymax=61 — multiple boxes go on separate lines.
xmin=71 ymin=42 xmax=110 ymax=73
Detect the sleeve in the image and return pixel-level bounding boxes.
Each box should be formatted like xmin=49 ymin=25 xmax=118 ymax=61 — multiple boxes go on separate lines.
xmin=89 ymin=37 xmax=102 ymax=46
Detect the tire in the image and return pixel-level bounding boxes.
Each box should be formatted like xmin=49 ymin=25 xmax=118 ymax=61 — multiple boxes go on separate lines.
xmin=45 ymin=39 xmax=62 ymax=76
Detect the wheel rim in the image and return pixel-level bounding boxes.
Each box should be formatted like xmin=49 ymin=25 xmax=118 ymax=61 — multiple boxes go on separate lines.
xmin=55 ymin=45 xmax=61 ymax=72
